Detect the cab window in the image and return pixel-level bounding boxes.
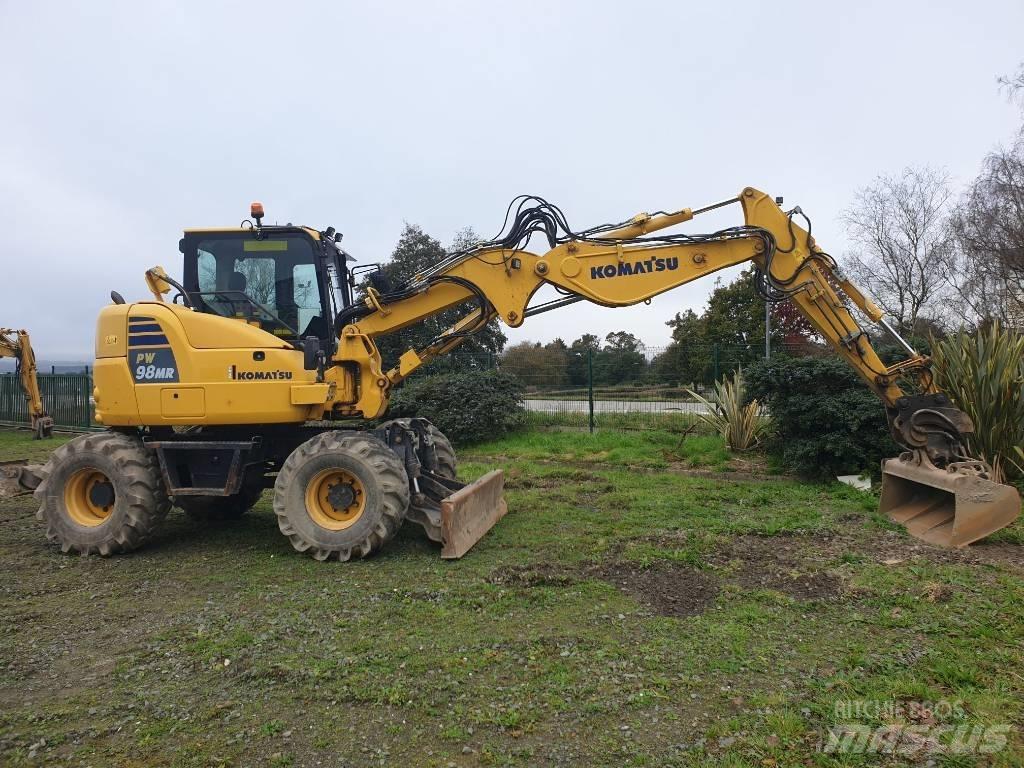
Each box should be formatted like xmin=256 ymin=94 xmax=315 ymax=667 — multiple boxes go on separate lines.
xmin=190 ymin=235 xmax=324 ymax=339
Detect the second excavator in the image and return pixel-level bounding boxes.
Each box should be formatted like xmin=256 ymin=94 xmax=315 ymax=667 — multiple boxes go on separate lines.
xmin=0 ymin=328 xmax=53 ymax=440
xmin=25 ymin=188 xmax=1021 ymax=559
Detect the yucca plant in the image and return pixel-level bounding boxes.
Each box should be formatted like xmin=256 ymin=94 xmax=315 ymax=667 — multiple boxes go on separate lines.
xmin=686 ymin=370 xmax=770 ymax=451
xmin=931 ymin=323 xmax=1024 ymax=483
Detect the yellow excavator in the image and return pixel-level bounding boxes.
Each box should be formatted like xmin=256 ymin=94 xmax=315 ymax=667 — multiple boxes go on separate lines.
xmin=0 ymin=328 xmax=53 ymax=439
xmin=20 ymin=189 xmax=1020 ymax=559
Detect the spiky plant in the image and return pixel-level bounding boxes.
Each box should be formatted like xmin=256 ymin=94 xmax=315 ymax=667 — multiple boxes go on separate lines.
xmin=931 ymin=323 xmax=1024 ymax=483
xmin=686 ymin=370 xmax=770 ymax=451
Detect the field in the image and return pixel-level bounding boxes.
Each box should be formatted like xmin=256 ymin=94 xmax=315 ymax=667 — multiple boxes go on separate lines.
xmin=1 ymin=427 xmax=1022 ymax=767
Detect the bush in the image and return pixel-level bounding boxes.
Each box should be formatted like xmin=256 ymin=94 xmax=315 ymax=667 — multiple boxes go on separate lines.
xmin=746 ymin=356 xmax=897 ymax=480
xmin=686 ymin=370 xmax=770 ymax=451
xmin=932 ymin=324 xmax=1024 ymax=482
xmin=386 ymin=370 xmax=527 ymax=446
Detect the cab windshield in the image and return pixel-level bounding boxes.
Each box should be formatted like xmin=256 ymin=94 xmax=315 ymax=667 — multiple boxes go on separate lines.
xmin=191 ymin=234 xmax=326 ymax=340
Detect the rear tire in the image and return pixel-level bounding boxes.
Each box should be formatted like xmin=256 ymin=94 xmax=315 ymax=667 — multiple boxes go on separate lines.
xmin=34 ymin=431 xmax=170 ymax=555
xmin=273 ymin=431 xmax=410 ymax=561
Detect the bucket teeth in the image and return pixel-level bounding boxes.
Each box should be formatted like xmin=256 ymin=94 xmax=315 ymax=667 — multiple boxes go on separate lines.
xmin=880 ymin=454 xmax=1021 ymax=548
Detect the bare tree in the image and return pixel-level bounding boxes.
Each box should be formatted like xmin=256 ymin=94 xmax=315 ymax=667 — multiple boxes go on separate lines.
xmin=948 ymin=136 xmax=1024 ymax=327
xmin=841 ymin=166 xmax=955 ymax=332
xmin=998 ymin=62 xmax=1024 ymax=114
xmin=236 ymin=258 xmax=276 ymax=306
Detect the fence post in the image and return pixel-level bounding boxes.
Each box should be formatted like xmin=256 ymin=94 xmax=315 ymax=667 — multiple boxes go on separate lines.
xmin=712 ymin=343 xmax=720 ymax=381
xmin=587 ymin=347 xmax=595 ymax=434
xmin=85 ymin=369 xmax=92 ymax=428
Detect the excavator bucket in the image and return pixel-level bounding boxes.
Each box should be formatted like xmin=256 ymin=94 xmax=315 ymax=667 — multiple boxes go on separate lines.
xmin=439 ymin=469 xmax=508 ymax=559
xmin=0 ymin=460 xmax=41 ymax=500
xmin=880 ymin=457 xmax=1021 ymax=548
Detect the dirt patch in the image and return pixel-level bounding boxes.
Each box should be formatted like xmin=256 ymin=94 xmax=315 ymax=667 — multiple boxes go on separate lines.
xmin=757 ymin=528 xmax=1024 ymax=573
xmin=488 ymin=560 xmax=721 ymax=618
xmin=487 ymin=563 xmax=578 ymax=587
xmin=708 ymin=533 xmax=844 ymax=600
xmin=731 ymin=568 xmax=842 ymax=600
xmin=597 ymin=562 xmax=719 ymax=617
xmin=503 ymin=467 xmax=604 ymax=491
xmin=662 ymin=461 xmax=787 ymax=483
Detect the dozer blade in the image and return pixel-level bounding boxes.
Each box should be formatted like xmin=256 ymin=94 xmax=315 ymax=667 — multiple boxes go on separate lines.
xmin=440 ymin=469 xmax=507 ymax=559
xmin=880 ymin=457 xmax=1021 ymax=548
xmin=0 ymin=460 xmax=42 ymax=500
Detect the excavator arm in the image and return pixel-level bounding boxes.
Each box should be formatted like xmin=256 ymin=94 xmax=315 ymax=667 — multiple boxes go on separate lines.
xmin=334 ymin=187 xmax=1020 ymax=547
xmin=0 ymin=328 xmax=53 ymax=440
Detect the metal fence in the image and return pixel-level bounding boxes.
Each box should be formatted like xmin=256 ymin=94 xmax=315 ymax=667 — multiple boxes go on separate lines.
xmin=0 ymin=372 xmax=95 ymax=431
xmin=438 ymin=340 xmax=824 ymax=432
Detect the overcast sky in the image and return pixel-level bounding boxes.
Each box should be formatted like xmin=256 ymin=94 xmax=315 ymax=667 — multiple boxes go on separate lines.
xmin=2 ymin=0 xmax=1022 ymax=360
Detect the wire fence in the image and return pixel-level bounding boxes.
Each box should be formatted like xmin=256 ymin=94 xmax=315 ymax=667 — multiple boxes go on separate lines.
xmin=0 ymin=372 xmax=96 ymax=431
xmin=438 ymin=339 xmax=826 ymax=432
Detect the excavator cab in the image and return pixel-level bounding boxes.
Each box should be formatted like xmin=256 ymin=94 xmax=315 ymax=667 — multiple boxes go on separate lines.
xmin=178 ymin=226 xmax=343 ymax=347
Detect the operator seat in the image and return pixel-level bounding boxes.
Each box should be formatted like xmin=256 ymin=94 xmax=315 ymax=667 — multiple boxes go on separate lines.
xmin=226 ymin=271 xmax=251 ymax=318
xmin=227 ymin=271 xmax=247 ymax=293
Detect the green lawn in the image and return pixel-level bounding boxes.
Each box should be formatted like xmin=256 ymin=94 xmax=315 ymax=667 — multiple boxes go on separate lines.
xmin=0 ymin=426 xmax=1021 ymax=766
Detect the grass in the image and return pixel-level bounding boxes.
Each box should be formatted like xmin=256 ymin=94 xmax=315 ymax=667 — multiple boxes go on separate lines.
xmin=524 ymin=385 xmax=699 ymax=402
xmin=0 ymin=427 xmax=74 ymax=462
xmin=526 ymin=410 xmax=707 ymax=432
xmin=0 ymin=426 xmax=1022 ymax=766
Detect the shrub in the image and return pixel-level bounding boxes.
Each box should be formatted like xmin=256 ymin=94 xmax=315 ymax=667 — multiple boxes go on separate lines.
xmin=931 ymin=323 xmax=1024 ymax=482
xmin=686 ymin=370 xmax=769 ymax=451
xmin=745 ymin=356 xmax=897 ymax=480
xmin=386 ymin=370 xmax=527 ymax=446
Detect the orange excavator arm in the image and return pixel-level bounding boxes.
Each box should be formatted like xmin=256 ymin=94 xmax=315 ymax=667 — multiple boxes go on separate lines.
xmin=0 ymin=328 xmax=54 ymax=439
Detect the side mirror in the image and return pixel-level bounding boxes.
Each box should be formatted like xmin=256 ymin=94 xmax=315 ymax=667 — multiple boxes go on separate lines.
xmin=302 ymin=337 xmax=321 ymax=371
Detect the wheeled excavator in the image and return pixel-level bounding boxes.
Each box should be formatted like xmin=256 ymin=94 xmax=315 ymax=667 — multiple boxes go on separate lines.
xmin=15 ymin=189 xmax=1020 ymax=559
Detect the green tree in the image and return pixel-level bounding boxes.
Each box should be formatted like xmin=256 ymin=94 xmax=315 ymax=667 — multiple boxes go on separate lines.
xmin=566 ymin=334 xmax=600 ymax=385
xmin=593 ymin=331 xmax=647 ymax=385
xmin=655 ymin=268 xmax=822 ymax=384
xmin=369 ymin=224 xmax=507 ymax=368
xmin=655 ymin=309 xmax=710 ymax=383
xmin=501 ymin=341 xmax=569 ymax=386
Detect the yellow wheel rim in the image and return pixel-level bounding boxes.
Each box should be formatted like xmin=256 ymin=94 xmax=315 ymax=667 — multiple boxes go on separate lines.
xmin=304 ymin=468 xmax=366 ymax=530
xmin=64 ymin=468 xmax=115 ymax=527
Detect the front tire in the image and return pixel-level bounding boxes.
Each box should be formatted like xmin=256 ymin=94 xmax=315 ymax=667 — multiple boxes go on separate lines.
xmin=273 ymin=431 xmax=410 ymax=561
xmin=34 ymin=431 xmax=170 ymax=555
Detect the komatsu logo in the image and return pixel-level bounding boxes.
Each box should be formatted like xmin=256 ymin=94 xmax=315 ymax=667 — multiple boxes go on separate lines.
xmin=228 ymin=365 xmax=293 ymax=381
xmin=590 ymin=256 xmax=679 ymax=279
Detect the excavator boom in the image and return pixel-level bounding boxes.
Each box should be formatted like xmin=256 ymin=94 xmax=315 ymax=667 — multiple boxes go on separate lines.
xmin=334 ymin=187 xmax=1019 ymax=548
